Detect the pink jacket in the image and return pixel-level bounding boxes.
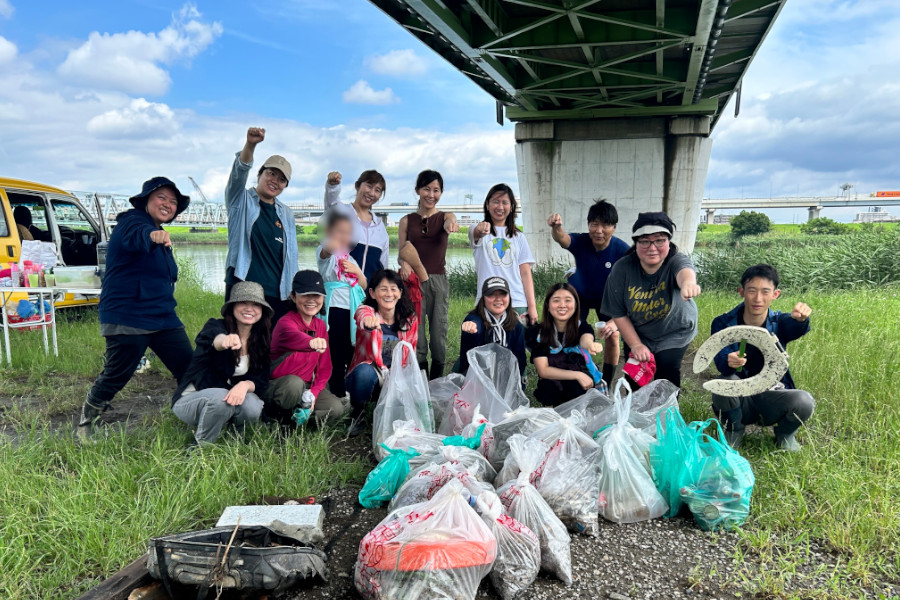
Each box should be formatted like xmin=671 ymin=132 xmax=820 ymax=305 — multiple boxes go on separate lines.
xmin=347 ymin=304 xmax=418 ymax=375
xmin=270 ymin=312 xmax=332 ymax=397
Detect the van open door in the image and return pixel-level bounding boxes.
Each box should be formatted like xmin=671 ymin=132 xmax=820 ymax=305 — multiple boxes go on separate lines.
xmin=92 ymin=193 xmax=109 ymax=241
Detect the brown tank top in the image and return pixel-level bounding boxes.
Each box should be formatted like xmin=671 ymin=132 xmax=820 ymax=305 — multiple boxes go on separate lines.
xmin=406 ymin=211 xmax=449 ymax=275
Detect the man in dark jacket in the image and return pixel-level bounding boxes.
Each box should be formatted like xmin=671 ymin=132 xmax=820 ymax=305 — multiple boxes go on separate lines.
xmin=78 ymin=177 xmax=193 ymax=440
xmin=711 ymin=264 xmax=814 ymax=451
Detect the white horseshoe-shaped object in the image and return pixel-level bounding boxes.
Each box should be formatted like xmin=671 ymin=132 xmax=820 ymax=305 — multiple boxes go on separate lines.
xmin=693 ymin=325 xmax=789 ymax=397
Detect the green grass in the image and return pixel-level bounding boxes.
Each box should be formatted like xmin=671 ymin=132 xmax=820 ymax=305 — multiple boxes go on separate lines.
xmin=166 ymin=225 xmax=472 ymax=248
xmin=3 ymin=254 xmax=900 ymax=598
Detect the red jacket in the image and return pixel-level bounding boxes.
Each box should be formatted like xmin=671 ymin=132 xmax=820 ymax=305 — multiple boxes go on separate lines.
xmin=347 ymin=304 xmax=418 ymax=375
xmin=270 ymin=312 xmax=332 ymax=397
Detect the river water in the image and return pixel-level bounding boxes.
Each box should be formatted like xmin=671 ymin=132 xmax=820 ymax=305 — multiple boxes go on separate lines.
xmin=177 ymin=244 xmax=474 ymax=293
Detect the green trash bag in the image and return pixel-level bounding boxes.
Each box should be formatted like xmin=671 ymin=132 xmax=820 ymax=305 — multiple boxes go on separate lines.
xmin=679 ymin=420 xmax=755 ymax=531
xmin=443 ymin=423 xmax=486 ymax=450
xmin=358 ymin=444 xmax=420 ymax=509
xmin=649 ymin=407 xmax=708 ymax=517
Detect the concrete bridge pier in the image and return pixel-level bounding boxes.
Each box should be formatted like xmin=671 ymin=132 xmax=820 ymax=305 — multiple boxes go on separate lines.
xmin=808 ymin=206 xmax=822 ymax=221
xmin=515 ymin=116 xmax=712 ymax=263
xmin=705 ymin=208 xmax=716 ymax=225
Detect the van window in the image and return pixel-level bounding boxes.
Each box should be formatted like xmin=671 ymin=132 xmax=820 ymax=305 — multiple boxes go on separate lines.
xmin=0 ymin=204 xmax=8 ymax=237
xmin=7 ymin=192 xmax=52 ymax=242
xmin=51 ymin=199 xmax=100 ymax=266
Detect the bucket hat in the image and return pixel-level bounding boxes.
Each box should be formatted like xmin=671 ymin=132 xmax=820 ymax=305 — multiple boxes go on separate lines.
xmin=129 ymin=176 xmax=191 ymax=220
xmin=222 ymin=281 xmax=273 ymax=318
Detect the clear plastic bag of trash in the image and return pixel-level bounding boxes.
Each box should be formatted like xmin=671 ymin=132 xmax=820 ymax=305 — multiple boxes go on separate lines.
xmin=389 ymin=462 xmax=494 ymax=511
xmin=496 ymin=435 xmax=572 ymax=586
xmin=378 ymin=420 xmax=446 ymax=462
xmin=475 ymin=491 xmax=541 ymax=600
xmin=458 ymin=404 xmax=494 ymax=460
xmin=679 ymin=420 xmax=755 ymax=531
xmin=355 ymin=479 xmax=497 ymax=600
xmin=489 ymin=407 xmax=562 ymax=470
xmin=428 ymin=373 xmax=464 ymax=430
xmin=359 ymin=445 xmax=421 ymax=509
xmin=373 ymin=341 xmax=435 ymax=454
xmin=554 ymin=388 xmax=614 ymax=422
xmin=407 ymin=444 xmax=497 ymax=484
xmin=439 ymin=344 xmax=529 ymax=436
xmin=584 ymin=379 xmax=679 ymax=438
xmin=596 ymin=380 xmax=668 ymax=524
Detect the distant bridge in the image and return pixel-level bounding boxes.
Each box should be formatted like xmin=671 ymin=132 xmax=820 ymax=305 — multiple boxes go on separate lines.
xmin=72 ymin=190 xmax=898 ymax=229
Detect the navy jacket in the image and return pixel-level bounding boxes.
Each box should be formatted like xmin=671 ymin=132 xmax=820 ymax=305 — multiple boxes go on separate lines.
xmin=711 ymin=303 xmax=810 ymax=389
xmin=99 ymin=209 xmax=182 ymax=331
xmin=173 ymin=319 xmax=270 ymax=404
xmin=455 ymin=313 xmax=527 ymax=376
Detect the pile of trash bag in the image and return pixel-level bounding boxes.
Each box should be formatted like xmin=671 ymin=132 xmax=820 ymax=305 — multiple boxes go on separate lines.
xmin=356 ymin=354 xmax=756 ymax=598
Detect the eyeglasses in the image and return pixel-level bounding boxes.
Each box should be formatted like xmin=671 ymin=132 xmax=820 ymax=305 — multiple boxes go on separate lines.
xmin=636 ymin=237 xmax=669 ymax=249
xmin=264 ymin=169 xmax=288 ymax=185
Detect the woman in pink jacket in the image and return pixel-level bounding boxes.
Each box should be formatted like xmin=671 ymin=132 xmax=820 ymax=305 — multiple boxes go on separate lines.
xmin=345 ymin=269 xmax=418 ymax=437
xmin=265 ymin=270 xmax=347 ymax=426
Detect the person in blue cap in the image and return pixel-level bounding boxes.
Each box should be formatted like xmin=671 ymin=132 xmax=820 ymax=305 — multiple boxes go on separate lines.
xmin=78 ymin=177 xmax=193 ymax=440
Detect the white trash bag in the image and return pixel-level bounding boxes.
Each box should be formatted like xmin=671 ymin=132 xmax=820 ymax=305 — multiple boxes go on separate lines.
xmin=584 ymin=379 xmax=679 ymax=438
xmin=408 ymin=444 xmax=497 ymax=483
xmin=475 ymin=491 xmax=541 ymax=600
xmin=497 ymin=435 xmax=572 ymax=586
xmin=596 ymin=379 xmax=668 ymax=524
xmin=378 ymin=420 xmax=446 ymax=461
xmin=428 ymin=373 xmax=464 ymax=430
xmin=373 ymin=341 xmax=435 ymax=454
xmin=488 ymin=407 xmax=562 ymax=470
xmin=440 ymin=344 xmax=528 ymax=436
xmin=389 ymin=462 xmax=494 ymax=511
xmin=355 ymin=479 xmax=497 ymax=600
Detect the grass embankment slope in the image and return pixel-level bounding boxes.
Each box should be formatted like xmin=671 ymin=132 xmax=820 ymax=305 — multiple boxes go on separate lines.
xmin=1 ymin=230 xmax=899 ymax=598
xmin=167 ymin=225 xmax=472 ymax=248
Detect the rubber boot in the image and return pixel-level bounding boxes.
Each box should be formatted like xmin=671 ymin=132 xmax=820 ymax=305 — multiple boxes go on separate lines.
xmin=429 ymin=362 xmax=445 ymax=381
xmin=76 ymin=400 xmax=104 ymax=441
xmin=602 ymin=363 xmax=617 ymax=389
xmin=775 ymin=431 xmax=801 ymax=451
xmin=418 ymin=360 xmax=429 ymax=374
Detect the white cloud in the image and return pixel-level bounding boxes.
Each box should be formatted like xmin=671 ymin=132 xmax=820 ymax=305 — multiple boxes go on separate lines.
xmin=57 ymin=3 xmax=222 ymax=95
xmin=342 ymin=80 xmax=399 ymax=105
xmin=0 ymin=35 xmax=15 ymax=64
xmin=0 ymin=0 xmax=12 ymax=19
xmin=366 ymin=49 xmax=428 ymax=77
xmin=86 ymin=98 xmax=179 ymax=139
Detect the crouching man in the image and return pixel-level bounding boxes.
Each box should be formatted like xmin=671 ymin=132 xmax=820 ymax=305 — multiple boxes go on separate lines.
xmin=711 ymin=264 xmax=814 ymax=451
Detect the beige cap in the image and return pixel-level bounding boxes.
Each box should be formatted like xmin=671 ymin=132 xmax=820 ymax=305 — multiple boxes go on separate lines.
xmin=262 ymin=155 xmax=292 ymax=183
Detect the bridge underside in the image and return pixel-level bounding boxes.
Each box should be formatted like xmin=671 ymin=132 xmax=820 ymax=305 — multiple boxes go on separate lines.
xmin=369 ymin=0 xmax=786 ymax=258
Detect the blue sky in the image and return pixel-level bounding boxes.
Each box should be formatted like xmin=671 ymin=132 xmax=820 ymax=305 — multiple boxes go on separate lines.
xmin=1 ymin=0 xmax=898 ymax=222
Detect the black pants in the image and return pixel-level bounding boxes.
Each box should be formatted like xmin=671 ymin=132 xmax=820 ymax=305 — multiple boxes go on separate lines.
xmin=224 ymin=280 xmax=290 ymax=326
xmin=712 ymin=378 xmax=815 ymax=438
xmin=327 ymin=308 xmax=352 ymax=397
xmin=534 ymin=378 xmax=586 ymax=407
xmin=624 ymin=343 xmax=689 ymax=388
xmin=86 ymin=329 xmax=194 ymax=408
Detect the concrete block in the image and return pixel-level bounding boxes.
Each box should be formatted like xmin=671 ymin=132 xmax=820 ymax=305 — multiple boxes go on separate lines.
xmin=217 ymin=505 xmax=325 ymax=544
xmin=668 ymin=116 xmax=711 ymax=136
xmin=515 ymin=121 xmax=554 ymax=141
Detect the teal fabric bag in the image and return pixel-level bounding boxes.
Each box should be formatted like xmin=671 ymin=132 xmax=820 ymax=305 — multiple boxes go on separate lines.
xmin=358 ymin=444 xmax=420 ymax=509
xmin=680 ymin=420 xmax=755 ymax=531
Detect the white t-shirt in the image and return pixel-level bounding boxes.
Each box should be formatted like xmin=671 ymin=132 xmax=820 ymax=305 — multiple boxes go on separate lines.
xmin=470 ymin=225 xmax=535 ymax=307
xmin=232 ymin=354 xmax=249 ymax=377
xmin=316 ymin=243 xmax=361 ymax=310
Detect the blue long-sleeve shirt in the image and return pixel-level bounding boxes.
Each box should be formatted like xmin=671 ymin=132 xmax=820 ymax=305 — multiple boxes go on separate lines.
xmin=224 ymin=153 xmax=299 ymax=300
xmin=710 ymin=303 xmax=810 ymax=389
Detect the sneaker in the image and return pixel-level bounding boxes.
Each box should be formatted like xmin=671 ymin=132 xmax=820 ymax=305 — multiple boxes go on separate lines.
xmin=776 ymin=432 xmax=802 ymax=452
xmin=347 ymin=414 xmax=366 ymax=438
xmin=724 ymin=429 xmax=745 ymax=449
xmin=76 ymin=402 xmax=103 ymax=441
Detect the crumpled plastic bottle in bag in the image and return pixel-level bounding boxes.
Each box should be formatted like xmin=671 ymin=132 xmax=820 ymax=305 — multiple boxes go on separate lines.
xmin=488 ymin=407 xmax=562 ymax=470
xmin=389 ymin=462 xmax=494 ymax=511
xmin=378 ymin=419 xmax=446 ymax=461
xmin=359 ymin=444 xmax=420 ymax=509
xmin=373 ymin=341 xmax=435 ymax=455
xmin=475 ymin=490 xmax=541 ymax=600
xmin=439 ymin=344 xmax=529 ymax=436
xmin=355 ymin=479 xmax=497 ymax=600
xmin=496 ymin=435 xmax=573 ymax=586
xmin=596 ymin=379 xmax=668 ymax=524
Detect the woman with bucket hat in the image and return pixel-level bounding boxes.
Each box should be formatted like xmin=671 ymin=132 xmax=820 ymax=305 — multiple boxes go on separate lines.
xmin=601 ymin=211 xmax=701 ymax=387
xmin=172 ymin=281 xmax=272 ymax=445
xmin=265 ymin=270 xmax=347 ymax=426
xmin=77 ymin=177 xmax=193 ymax=439
xmin=224 ymin=126 xmax=299 ymax=323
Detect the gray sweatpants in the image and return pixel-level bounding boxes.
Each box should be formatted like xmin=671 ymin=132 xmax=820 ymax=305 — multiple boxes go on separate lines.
xmin=172 ymin=388 xmax=264 ymax=443
xmin=416 ymin=273 xmax=450 ymax=367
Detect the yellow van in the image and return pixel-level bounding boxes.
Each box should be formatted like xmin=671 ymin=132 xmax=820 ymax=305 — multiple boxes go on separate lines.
xmin=1 ymin=177 xmax=107 ymax=307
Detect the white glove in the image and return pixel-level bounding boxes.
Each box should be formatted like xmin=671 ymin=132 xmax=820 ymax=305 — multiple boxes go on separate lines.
xmin=301 ymin=390 xmax=315 ymax=409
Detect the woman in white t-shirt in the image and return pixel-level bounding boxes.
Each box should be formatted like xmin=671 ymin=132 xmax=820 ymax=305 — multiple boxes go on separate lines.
xmin=469 ymin=183 xmax=538 ymax=325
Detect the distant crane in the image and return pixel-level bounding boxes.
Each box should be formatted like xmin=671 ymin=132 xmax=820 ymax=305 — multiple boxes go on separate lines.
xmin=187 ymin=177 xmax=220 ymax=233
xmin=188 ymin=177 xmax=210 ymax=203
